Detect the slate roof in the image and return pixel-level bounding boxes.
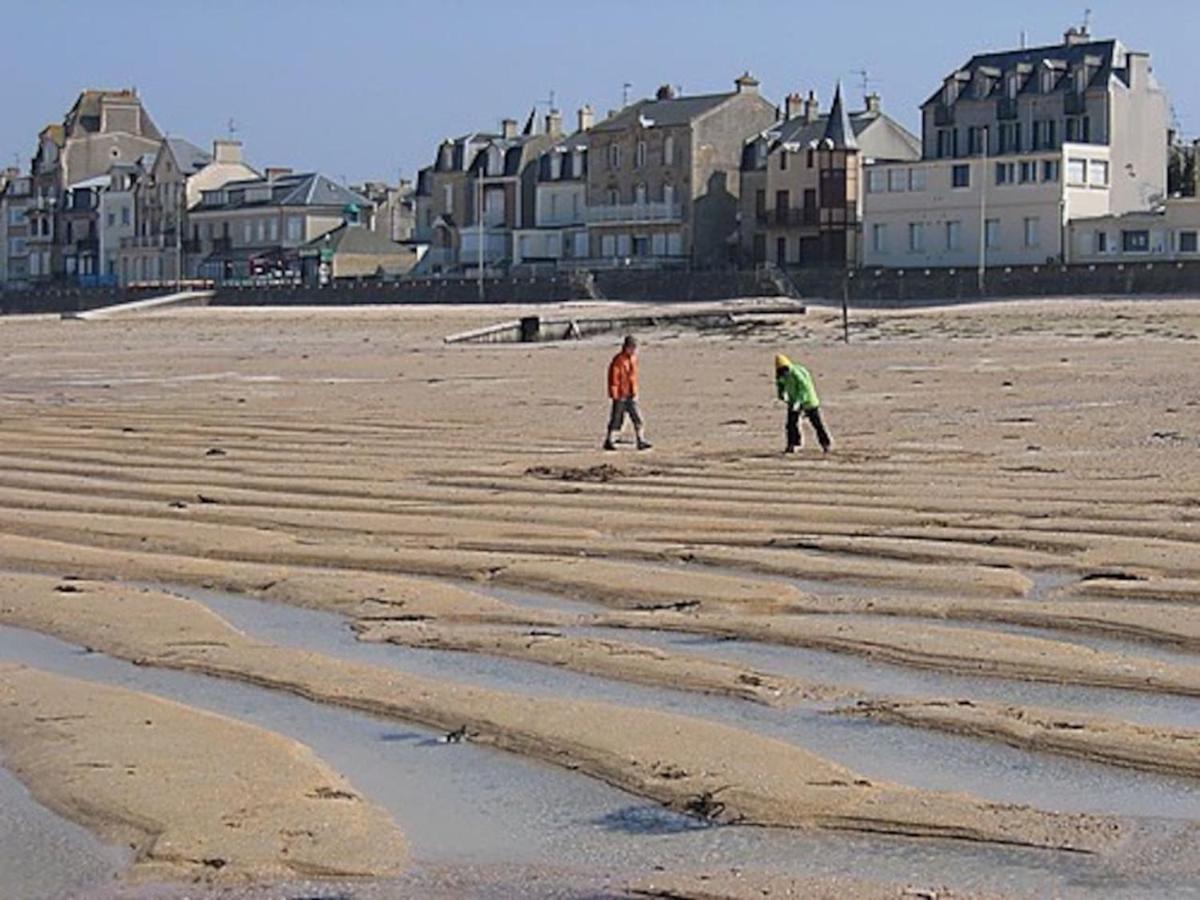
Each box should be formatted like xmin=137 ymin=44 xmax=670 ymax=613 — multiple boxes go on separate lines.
xmin=743 ymin=102 xmax=919 ymax=169
xmin=302 ymin=222 xmax=410 ymax=256
xmin=163 ymin=138 xmax=211 ymax=175
xmin=822 ymin=83 xmax=857 ymax=150
xmin=590 ymin=92 xmax=735 ymax=132
xmin=204 ymin=173 xmax=370 ymax=210
xmin=923 ymin=37 xmax=1126 ymax=106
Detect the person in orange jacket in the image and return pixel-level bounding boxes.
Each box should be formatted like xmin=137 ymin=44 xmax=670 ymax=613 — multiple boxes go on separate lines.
xmin=604 ymin=335 xmax=651 ymax=451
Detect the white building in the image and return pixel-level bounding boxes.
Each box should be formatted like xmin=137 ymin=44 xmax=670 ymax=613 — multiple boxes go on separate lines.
xmin=98 ymin=162 xmax=137 ymax=282
xmin=864 ymin=143 xmax=1113 ymax=267
xmin=864 ymin=26 xmax=1168 ymax=270
xmin=513 ymin=134 xmax=589 ymax=269
xmin=1070 ymin=198 xmax=1200 ymax=261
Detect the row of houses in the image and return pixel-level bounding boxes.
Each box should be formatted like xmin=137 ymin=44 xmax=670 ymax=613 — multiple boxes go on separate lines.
xmin=409 ymin=23 xmax=1197 ymax=276
xmin=3 ymin=22 xmax=1198 ymax=291
xmin=0 ymin=90 xmax=418 ymax=289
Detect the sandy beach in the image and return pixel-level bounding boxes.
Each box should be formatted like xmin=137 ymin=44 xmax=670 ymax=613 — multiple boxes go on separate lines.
xmin=0 ymin=296 xmax=1198 ymax=898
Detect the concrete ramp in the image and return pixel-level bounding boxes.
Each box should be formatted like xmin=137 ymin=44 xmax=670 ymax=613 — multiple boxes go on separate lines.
xmin=62 ymin=290 xmax=215 ymax=321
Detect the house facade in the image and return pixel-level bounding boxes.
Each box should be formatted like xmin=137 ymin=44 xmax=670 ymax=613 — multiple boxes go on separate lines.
xmin=863 ymin=27 xmax=1169 ymax=269
xmin=740 ymin=86 xmax=919 ymax=268
xmin=189 ymin=171 xmax=370 ymax=284
xmin=1069 ymin=199 xmax=1200 ymax=261
xmin=26 ymin=90 xmax=162 ymax=283
xmin=119 ymin=138 xmax=258 ymax=284
xmin=0 ymin=171 xmax=34 ymax=288
xmin=413 ymin=111 xmax=559 ymax=274
xmin=512 ymin=108 xmax=592 ymax=269
xmin=585 ymin=75 xmax=776 ymax=269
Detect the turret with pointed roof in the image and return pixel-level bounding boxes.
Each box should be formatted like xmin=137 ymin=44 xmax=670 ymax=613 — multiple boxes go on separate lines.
xmin=822 ymin=82 xmax=858 ymax=150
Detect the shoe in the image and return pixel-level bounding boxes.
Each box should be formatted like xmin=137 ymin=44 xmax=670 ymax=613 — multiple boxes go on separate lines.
xmin=603 ymin=440 xmax=617 ymax=451
xmin=821 ymin=443 xmax=832 ymax=454
xmin=784 ymin=445 xmax=797 ymax=454
xmin=636 ymin=440 xmax=653 ymax=451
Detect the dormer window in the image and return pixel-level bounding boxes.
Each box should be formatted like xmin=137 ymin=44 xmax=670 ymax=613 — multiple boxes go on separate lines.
xmin=1007 ymin=74 xmax=1020 ymax=99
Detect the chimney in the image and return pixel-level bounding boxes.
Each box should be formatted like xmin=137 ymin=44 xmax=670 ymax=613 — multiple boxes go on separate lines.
xmin=1063 ymin=25 xmax=1090 ymax=46
xmin=501 ymin=118 xmax=518 ymax=139
xmin=265 ymin=166 xmax=292 ymax=181
xmin=865 ymin=93 xmax=882 ymax=114
xmin=735 ymin=72 xmax=760 ymax=94
xmin=1126 ymin=52 xmax=1149 ymax=88
xmin=577 ymin=104 xmax=595 ymax=132
xmin=545 ymin=109 xmax=563 ymax=138
xmin=784 ymin=92 xmax=804 ymax=120
xmin=656 ymin=84 xmax=676 ymax=101
xmin=212 ymin=139 xmax=243 ymax=164
xmin=803 ymin=90 xmax=819 ymax=124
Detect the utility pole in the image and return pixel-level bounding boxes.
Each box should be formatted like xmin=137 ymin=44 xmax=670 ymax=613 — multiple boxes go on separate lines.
xmin=476 ymin=173 xmax=484 ymax=301
xmin=978 ymin=125 xmax=988 ymax=297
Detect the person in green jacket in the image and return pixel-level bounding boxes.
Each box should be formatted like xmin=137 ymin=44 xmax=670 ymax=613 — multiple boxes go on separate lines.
xmin=775 ymin=354 xmax=832 ymax=454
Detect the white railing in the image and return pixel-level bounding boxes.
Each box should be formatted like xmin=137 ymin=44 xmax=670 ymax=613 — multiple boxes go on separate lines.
xmin=585 ymin=201 xmax=682 ymax=224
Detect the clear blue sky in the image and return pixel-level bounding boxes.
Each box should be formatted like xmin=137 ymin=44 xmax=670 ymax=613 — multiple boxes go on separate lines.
xmin=1 ymin=0 xmax=1195 ymax=185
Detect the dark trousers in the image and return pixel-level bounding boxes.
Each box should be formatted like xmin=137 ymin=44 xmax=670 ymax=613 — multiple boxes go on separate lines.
xmin=607 ymin=397 xmax=643 ymax=433
xmin=786 ymin=406 xmax=831 ymax=450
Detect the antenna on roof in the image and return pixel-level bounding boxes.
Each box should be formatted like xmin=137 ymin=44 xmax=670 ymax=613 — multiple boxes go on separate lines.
xmin=1083 ymin=7 xmax=1092 ymax=34
xmin=544 ymin=90 xmax=557 ymax=111
xmin=227 ymin=118 xmax=238 ymax=139
xmin=853 ymin=69 xmax=879 ymax=96
xmin=1020 ymin=29 xmax=1028 ymax=49
xmin=622 ymin=82 xmax=632 ymax=107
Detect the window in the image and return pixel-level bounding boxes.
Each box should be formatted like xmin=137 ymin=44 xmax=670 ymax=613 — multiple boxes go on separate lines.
xmin=888 ymin=169 xmax=907 ymax=192
xmin=635 ymin=141 xmax=646 ymax=168
xmin=1122 ymin=230 xmax=1150 ymax=252
xmin=607 ymin=188 xmax=618 ymax=206
xmin=106 ymin=211 xmax=115 ymax=227
xmin=1095 ymin=231 xmax=1108 ymax=253
xmin=754 ymin=189 xmax=766 ymax=219
xmin=254 ymin=219 xmax=264 ymax=242
xmin=634 ymin=183 xmax=647 ymax=204
xmin=266 ymin=218 xmax=278 ymax=242
xmin=952 ymin=164 xmax=970 ymax=188
xmin=1023 ymin=217 xmax=1040 ymax=248
xmin=908 ymin=222 xmax=925 ymax=253
xmin=1019 ymin=161 xmax=1035 ymax=184
xmin=1067 ymin=158 xmax=1087 ymax=186
xmin=1089 ymin=160 xmax=1109 ymax=187
xmin=780 ymin=152 xmax=788 ymax=171
xmin=995 ymin=162 xmax=1015 ymax=185
xmin=243 ymin=221 xmax=253 ymax=244
xmin=443 ymin=183 xmax=453 ymax=214
xmin=1043 ymin=160 xmax=1060 ymax=182
xmin=871 ymin=223 xmax=888 ymax=254
xmin=1180 ymin=231 xmax=1198 ymax=253
xmin=946 ymin=220 xmax=962 ymax=251
xmin=663 ymin=136 xmax=675 ymax=165
xmin=121 ymin=206 xmax=131 ymax=226
xmin=985 ymin=218 xmax=1001 ymax=249
xmin=8 ymin=207 xmax=23 ymax=225
xmin=8 ymin=237 xmax=26 ymax=256
xmin=867 ymin=170 xmax=886 ymax=193
xmin=286 ymin=216 xmax=303 ymax=241
xmin=663 ymin=183 xmax=675 ymax=205
xmin=601 ymin=235 xmax=616 ymax=257
xmin=806 ymin=148 xmax=814 ymax=168
xmin=909 ymin=168 xmax=927 ymax=191
xmin=967 ymin=127 xmax=982 ymax=155
xmin=607 ymin=144 xmax=621 ymax=169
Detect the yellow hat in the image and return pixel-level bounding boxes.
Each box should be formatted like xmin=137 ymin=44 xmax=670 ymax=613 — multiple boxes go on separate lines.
xmin=774 ymin=354 xmax=791 ymax=369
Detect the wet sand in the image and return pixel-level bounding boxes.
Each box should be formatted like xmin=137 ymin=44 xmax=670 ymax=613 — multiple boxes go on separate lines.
xmin=1 ymin=297 xmax=1199 ymax=896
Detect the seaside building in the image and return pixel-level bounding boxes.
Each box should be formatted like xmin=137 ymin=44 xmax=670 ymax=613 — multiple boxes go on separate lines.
xmin=0 ymin=170 xmax=34 ymax=288
xmin=739 ymin=85 xmax=919 ymax=268
xmin=119 ymin=138 xmax=258 ymax=284
xmin=862 ymin=26 xmax=1169 ymax=268
xmin=188 ymin=171 xmax=370 ymax=284
xmin=584 ymin=75 xmax=776 ymax=269
xmin=26 ymin=89 xmax=162 ymax=283
xmin=1069 ymin=198 xmax=1200 ymax=261
xmin=413 ymin=110 xmax=559 ymax=274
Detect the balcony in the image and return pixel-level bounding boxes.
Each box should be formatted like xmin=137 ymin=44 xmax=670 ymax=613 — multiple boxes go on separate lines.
xmin=586 ymin=201 xmax=682 ymax=225
xmin=763 ymin=209 xmax=822 ymax=228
